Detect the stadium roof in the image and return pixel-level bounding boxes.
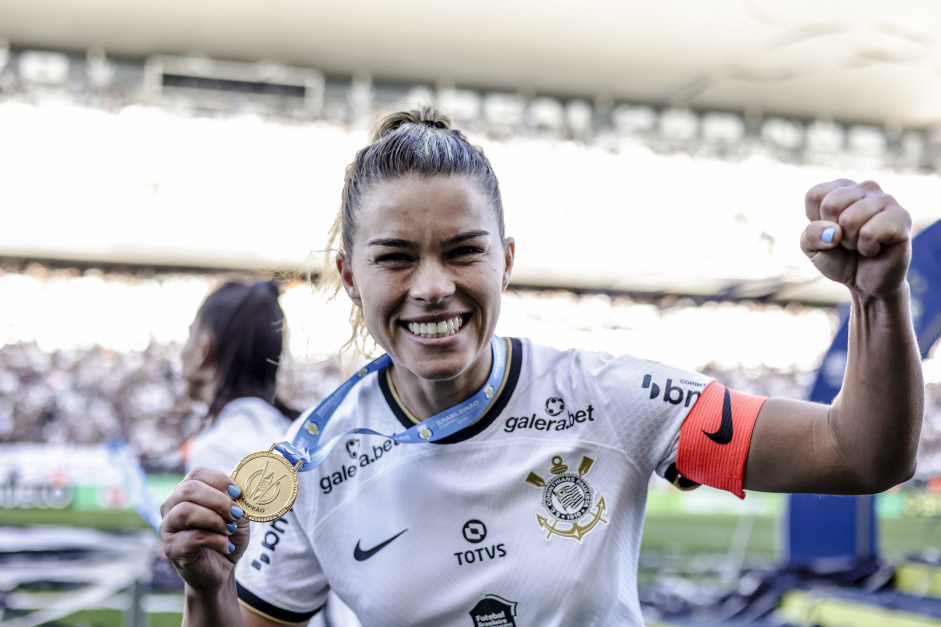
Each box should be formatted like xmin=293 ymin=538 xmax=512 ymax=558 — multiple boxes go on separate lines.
xmin=2 ymin=0 xmax=941 ymax=127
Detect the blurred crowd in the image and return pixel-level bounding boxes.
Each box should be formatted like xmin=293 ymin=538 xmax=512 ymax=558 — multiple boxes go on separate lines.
xmin=0 ymin=340 xmax=341 ymax=472
xmin=2 ymin=309 xmax=941 ymax=479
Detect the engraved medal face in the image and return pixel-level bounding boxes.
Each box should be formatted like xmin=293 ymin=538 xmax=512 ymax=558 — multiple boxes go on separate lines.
xmin=230 ymin=446 xmax=300 ymax=523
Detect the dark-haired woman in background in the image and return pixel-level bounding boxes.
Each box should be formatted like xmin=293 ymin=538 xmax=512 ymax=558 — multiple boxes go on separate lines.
xmin=180 ymin=279 xmax=298 ymax=472
xmin=178 ymin=279 xmax=362 ymax=627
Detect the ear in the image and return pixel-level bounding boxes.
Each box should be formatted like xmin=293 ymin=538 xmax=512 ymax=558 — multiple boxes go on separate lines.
xmin=501 ymin=237 xmax=515 ymax=292
xmin=337 ymin=253 xmax=362 ymax=306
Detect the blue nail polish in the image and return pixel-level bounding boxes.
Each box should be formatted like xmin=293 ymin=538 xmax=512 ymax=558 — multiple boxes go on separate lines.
xmin=227 ymin=485 xmax=241 ymax=498
xmin=226 ymin=522 xmax=238 ymax=533
xmin=231 ymin=505 xmax=243 ymax=519
xmin=822 ymin=226 xmax=836 ymax=244
xmin=228 ymin=542 xmax=236 ymax=554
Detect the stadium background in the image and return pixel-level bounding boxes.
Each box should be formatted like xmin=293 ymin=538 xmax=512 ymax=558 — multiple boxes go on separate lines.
xmin=3 ymin=1 xmax=941 ymax=625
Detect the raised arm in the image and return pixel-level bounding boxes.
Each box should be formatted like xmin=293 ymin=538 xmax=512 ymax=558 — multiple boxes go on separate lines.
xmin=743 ymin=179 xmax=924 ymax=494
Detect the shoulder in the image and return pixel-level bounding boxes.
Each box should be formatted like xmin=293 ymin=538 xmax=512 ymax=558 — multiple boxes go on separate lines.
xmin=520 ymin=338 xmax=679 ymax=382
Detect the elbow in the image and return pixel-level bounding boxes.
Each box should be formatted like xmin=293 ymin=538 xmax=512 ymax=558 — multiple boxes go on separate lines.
xmin=851 ymin=456 xmax=916 ymax=494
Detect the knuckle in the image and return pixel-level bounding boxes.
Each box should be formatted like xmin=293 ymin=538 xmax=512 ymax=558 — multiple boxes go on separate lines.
xmin=176 ymin=501 xmax=198 ymax=526
xmin=178 ymin=480 xmax=200 ymax=501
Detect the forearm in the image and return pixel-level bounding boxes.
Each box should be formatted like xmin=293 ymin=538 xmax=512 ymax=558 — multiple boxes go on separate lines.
xmin=183 ymin=572 xmax=246 ymax=627
xmin=832 ymin=282 xmax=923 ymax=490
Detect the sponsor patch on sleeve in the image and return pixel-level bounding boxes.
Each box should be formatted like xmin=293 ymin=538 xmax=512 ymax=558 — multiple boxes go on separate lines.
xmin=676 ymin=382 xmax=766 ymax=499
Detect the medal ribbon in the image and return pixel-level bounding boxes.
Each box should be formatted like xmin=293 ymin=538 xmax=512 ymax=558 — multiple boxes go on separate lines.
xmin=275 ymin=335 xmax=506 ymax=471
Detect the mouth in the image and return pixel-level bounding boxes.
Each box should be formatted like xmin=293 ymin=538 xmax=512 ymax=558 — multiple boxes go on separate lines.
xmin=405 ymin=315 xmax=466 ymax=339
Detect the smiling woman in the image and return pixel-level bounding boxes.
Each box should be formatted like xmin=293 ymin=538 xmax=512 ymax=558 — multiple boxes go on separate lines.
xmin=159 ymin=103 xmax=924 ymax=627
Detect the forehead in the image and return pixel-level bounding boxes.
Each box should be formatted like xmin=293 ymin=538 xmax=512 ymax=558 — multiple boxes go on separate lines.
xmin=356 ymin=175 xmax=497 ymax=239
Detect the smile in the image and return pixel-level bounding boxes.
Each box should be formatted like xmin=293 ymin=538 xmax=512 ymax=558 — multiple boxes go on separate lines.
xmin=406 ymin=316 xmax=465 ymax=339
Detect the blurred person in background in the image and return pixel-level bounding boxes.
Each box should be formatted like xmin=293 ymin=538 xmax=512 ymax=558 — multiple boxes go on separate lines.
xmin=178 ymin=278 xmax=361 ymax=627
xmin=180 ymin=279 xmax=298 ymax=472
xmin=161 ymin=105 xmax=924 ymax=626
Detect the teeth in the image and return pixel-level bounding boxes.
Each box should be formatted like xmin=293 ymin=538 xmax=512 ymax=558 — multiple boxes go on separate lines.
xmin=407 ymin=316 xmax=464 ymax=338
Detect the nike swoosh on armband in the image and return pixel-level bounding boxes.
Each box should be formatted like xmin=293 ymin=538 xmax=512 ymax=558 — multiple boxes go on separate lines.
xmin=702 ymin=387 xmax=734 ymax=445
xmin=353 ymin=529 xmax=408 ymax=561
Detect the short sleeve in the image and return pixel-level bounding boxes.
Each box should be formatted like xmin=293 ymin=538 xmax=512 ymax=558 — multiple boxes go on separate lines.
xmin=582 ymin=352 xmax=714 ymax=481
xmin=235 ymin=507 xmax=329 ymax=622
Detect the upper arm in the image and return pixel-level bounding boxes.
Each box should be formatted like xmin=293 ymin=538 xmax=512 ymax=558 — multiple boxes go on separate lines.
xmin=743 ymin=397 xmax=860 ymax=494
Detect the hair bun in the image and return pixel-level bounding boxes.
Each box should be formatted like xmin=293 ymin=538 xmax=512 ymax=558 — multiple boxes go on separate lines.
xmin=369 ymin=104 xmax=453 ymax=143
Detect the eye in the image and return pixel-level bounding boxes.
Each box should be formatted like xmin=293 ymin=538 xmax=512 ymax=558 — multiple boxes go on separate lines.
xmin=375 ymin=252 xmax=413 ymax=267
xmin=449 ymin=246 xmax=484 ymax=259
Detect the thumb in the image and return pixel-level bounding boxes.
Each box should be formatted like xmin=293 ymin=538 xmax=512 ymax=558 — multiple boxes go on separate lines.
xmin=801 ymin=221 xmax=841 ymax=257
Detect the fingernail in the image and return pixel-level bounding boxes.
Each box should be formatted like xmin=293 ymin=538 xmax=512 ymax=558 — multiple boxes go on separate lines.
xmin=228 ymin=542 xmax=236 ymax=554
xmin=231 ymin=505 xmax=243 ymax=519
xmin=822 ymin=226 xmax=836 ymax=244
xmin=226 ymin=522 xmax=238 ymax=533
xmin=227 ymin=485 xmax=241 ymax=498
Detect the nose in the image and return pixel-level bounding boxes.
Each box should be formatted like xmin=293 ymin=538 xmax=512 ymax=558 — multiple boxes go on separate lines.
xmin=410 ymin=259 xmax=455 ymax=304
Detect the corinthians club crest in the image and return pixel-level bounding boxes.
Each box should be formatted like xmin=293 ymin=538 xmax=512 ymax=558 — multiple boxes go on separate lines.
xmin=525 ymin=455 xmax=607 ymax=542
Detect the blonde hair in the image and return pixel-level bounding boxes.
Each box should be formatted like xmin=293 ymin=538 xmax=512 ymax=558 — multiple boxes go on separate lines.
xmin=321 ymin=103 xmax=505 ymax=355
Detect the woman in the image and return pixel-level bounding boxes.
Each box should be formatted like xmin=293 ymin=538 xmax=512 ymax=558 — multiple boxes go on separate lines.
xmin=180 ymin=280 xmax=361 ymax=627
xmin=181 ymin=279 xmax=297 ymax=472
xmin=160 ymin=105 xmax=923 ymax=626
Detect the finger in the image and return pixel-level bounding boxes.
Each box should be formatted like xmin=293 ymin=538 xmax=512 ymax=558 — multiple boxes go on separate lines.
xmin=856 ymin=204 xmax=912 ymax=257
xmin=805 ymin=178 xmax=856 ymax=221
xmin=163 ymin=526 xmax=237 ymax=563
xmin=817 ymin=181 xmax=869 ymax=224
xmin=832 ymin=194 xmax=887 ymax=252
xmin=160 ymin=466 xmax=242 ymax=518
xmin=161 ymin=498 xmax=240 ymax=538
xmin=801 ymin=221 xmax=842 ymax=256
xmin=160 ymin=476 xmax=244 ymax=527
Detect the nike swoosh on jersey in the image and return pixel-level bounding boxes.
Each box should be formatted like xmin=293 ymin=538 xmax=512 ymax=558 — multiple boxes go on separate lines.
xmin=353 ymin=529 xmax=408 ymax=561
xmin=702 ymin=387 xmax=734 ymax=445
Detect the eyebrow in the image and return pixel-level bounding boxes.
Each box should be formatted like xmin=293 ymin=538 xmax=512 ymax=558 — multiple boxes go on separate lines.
xmin=366 ymin=230 xmax=491 ymax=248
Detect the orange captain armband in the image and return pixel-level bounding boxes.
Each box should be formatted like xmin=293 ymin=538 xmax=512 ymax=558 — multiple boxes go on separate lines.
xmin=676 ymin=382 xmax=767 ymax=499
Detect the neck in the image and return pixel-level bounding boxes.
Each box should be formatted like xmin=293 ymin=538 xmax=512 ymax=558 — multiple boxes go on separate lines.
xmin=388 ymin=349 xmax=494 ymax=422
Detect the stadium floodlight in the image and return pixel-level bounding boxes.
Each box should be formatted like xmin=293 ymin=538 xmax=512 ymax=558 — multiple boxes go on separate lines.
xmin=702 ymin=112 xmax=745 ymax=143
xmin=142 ymin=55 xmax=325 ymax=116
xmin=529 ymin=97 xmax=565 ymax=131
xmin=612 ymin=105 xmax=656 ymax=135
xmin=805 ymin=120 xmax=844 ymax=153
xmin=761 ymin=117 xmax=803 ymax=149
xmin=658 ymin=108 xmax=698 ymax=141
xmin=18 ymin=50 xmax=70 ymax=85
xmin=407 ymin=84 xmax=436 ymax=105
xmin=349 ymin=72 xmax=373 ymax=125
xmin=86 ymin=47 xmax=116 ymax=89
xmin=847 ymin=124 xmax=886 ymax=157
xmin=566 ymin=99 xmax=593 ymax=135
xmin=483 ymin=92 xmax=525 ymax=128
xmin=437 ymin=87 xmax=481 ymax=123
xmin=901 ymin=130 xmax=926 ymax=164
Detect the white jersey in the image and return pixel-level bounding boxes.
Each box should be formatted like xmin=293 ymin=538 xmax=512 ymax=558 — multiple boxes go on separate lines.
xmin=236 ymin=338 xmax=713 ymax=626
xmin=186 ymin=397 xmax=291 ymax=473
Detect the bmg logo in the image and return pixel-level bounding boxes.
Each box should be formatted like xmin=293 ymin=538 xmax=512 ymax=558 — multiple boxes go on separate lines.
xmin=641 ymin=375 xmax=703 ymax=408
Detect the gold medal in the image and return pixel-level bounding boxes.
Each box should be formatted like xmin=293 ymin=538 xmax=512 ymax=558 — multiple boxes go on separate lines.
xmin=230 ymin=444 xmax=302 ymax=522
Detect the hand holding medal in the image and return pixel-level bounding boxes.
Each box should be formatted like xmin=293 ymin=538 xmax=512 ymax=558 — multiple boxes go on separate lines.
xmin=158 ymin=466 xmax=251 ymax=593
